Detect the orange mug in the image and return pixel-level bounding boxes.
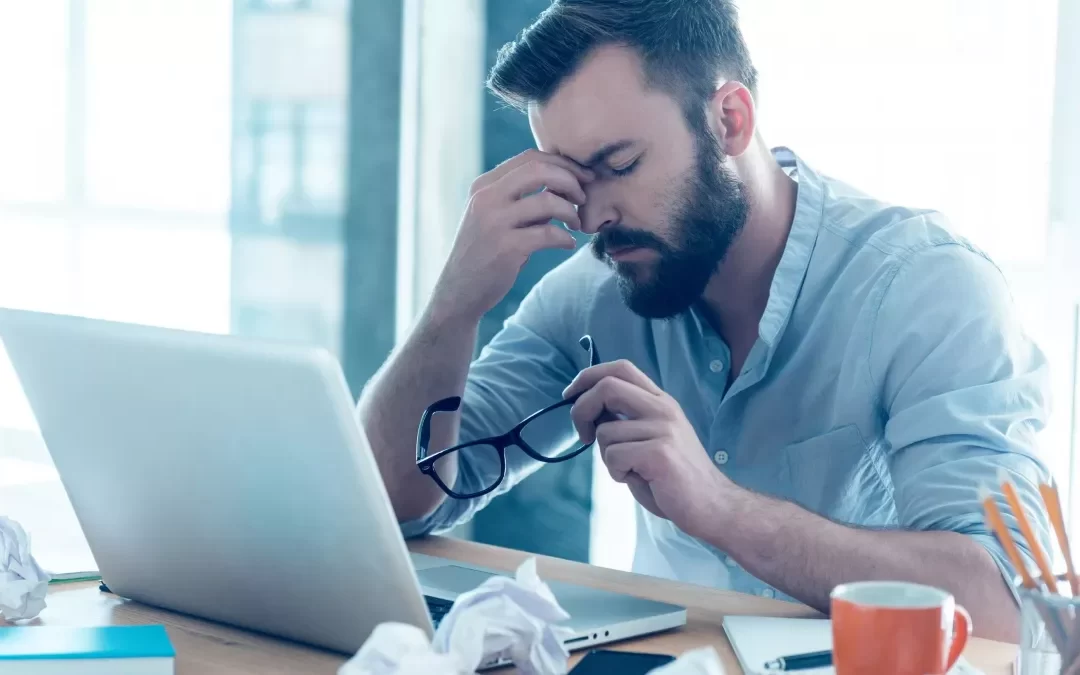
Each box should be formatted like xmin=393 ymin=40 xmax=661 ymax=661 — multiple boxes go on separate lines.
xmin=831 ymin=581 xmax=972 ymax=675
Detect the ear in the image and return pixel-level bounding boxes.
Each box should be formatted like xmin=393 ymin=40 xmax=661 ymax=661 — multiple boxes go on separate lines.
xmin=705 ymin=81 xmax=756 ymax=157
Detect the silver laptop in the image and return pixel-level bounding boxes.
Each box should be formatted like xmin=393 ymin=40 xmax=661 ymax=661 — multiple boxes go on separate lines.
xmin=0 ymin=308 xmax=686 ymax=660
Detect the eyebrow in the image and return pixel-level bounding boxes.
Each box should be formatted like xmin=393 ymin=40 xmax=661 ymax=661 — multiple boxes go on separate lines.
xmin=573 ymin=140 xmax=637 ymax=169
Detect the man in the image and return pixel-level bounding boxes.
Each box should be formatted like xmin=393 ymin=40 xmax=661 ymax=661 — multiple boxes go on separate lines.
xmin=360 ymin=0 xmax=1051 ymax=641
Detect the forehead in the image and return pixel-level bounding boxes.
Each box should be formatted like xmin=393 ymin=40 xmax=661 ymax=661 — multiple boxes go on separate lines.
xmin=528 ymin=45 xmax=685 ymax=163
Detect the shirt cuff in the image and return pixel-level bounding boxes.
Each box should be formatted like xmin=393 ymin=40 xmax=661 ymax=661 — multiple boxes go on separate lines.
xmin=397 ymin=481 xmax=475 ymax=539
xmin=399 ymin=513 xmax=440 ymax=539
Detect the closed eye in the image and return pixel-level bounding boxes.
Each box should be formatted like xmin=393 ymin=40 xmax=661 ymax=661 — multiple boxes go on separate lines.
xmin=610 ymin=156 xmax=641 ymax=177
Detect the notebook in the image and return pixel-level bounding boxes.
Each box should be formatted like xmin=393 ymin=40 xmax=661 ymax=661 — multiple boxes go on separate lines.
xmin=721 ymin=616 xmax=982 ymax=675
xmin=723 ymin=616 xmax=833 ymax=674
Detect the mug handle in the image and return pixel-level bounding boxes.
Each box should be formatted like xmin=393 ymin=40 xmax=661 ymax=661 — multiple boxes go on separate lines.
xmin=945 ymin=605 xmax=973 ymax=671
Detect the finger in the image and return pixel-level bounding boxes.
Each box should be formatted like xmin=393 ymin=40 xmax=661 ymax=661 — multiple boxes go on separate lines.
xmin=600 ymin=440 xmax=659 ymax=482
xmin=505 ymin=191 xmax=581 ymax=231
xmin=571 ymin=376 xmax=665 ymax=444
xmin=512 ymin=222 xmax=577 ymax=253
xmin=472 ymin=151 xmax=538 ymax=192
xmin=552 ymin=154 xmax=595 ymax=184
xmin=473 ymin=149 xmax=594 ymax=194
xmin=594 ymin=419 xmax=661 ymax=449
xmin=498 ymin=160 xmax=588 ymax=208
xmin=564 ymin=360 xmax=664 ymax=399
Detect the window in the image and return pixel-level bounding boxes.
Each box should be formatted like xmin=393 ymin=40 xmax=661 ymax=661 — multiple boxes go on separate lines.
xmin=742 ymin=0 xmax=1060 ymax=265
xmin=0 ymin=0 xmax=354 ymax=576
xmin=0 ymin=0 xmax=233 ymax=575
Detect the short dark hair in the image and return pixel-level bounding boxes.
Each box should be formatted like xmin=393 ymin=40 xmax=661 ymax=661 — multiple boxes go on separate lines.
xmin=487 ymin=0 xmax=758 ymax=120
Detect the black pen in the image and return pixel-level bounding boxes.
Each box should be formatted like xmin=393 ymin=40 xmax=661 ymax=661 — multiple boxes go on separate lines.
xmin=763 ymin=649 xmax=832 ymax=671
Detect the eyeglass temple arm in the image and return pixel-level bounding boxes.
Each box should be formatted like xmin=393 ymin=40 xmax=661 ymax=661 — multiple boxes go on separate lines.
xmin=579 ymin=335 xmax=600 ymax=366
xmin=416 ymin=396 xmax=462 ymax=462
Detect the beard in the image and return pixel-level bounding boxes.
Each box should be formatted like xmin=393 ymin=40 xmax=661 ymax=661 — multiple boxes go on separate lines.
xmin=591 ymin=129 xmax=750 ymax=319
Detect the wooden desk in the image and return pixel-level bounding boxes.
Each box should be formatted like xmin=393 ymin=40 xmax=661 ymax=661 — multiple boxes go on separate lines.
xmin=28 ymin=536 xmax=1017 ymax=674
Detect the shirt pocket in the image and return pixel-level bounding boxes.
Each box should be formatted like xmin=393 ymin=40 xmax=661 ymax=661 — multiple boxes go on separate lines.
xmin=782 ymin=425 xmax=883 ymax=521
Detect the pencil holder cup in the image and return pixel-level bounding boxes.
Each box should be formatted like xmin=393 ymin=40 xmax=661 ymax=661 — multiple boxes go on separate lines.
xmin=1017 ymin=575 xmax=1080 ymax=675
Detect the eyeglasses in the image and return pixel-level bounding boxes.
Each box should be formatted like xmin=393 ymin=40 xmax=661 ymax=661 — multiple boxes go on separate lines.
xmin=415 ymin=335 xmax=600 ymax=500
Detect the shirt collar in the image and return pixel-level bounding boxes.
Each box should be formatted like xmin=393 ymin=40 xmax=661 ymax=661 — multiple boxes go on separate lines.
xmin=682 ymin=148 xmax=826 ymax=358
xmin=756 ymin=147 xmax=826 ymax=348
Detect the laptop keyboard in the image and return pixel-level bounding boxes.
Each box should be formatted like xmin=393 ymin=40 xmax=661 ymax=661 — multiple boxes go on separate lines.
xmin=425 ymin=596 xmax=454 ymax=628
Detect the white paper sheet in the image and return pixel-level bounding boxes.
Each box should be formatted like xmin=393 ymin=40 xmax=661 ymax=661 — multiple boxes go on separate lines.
xmin=0 ymin=516 xmax=51 ymax=621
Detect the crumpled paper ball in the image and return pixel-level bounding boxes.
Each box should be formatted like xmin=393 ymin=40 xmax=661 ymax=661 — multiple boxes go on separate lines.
xmin=0 ymin=516 xmax=51 ymax=622
xmin=433 ymin=557 xmax=573 ymax=674
xmin=339 ymin=557 xmax=572 ymax=675
xmin=339 ymin=623 xmax=468 ymax=675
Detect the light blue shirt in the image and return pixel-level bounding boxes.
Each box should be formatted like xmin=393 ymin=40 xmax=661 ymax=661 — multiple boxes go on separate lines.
xmin=403 ymin=148 xmax=1052 ymax=602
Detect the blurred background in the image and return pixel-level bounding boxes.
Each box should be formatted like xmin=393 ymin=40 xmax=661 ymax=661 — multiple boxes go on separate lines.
xmin=0 ymin=0 xmax=1078 ymax=577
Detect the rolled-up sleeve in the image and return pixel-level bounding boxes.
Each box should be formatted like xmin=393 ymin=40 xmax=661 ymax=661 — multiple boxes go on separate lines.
xmin=400 ymin=261 xmax=588 ymax=538
xmin=870 ymin=243 xmax=1053 ymax=598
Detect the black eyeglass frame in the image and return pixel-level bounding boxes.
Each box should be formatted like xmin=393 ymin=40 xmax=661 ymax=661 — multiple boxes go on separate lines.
xmin=415 ymin=335 xmax=600 ymax=500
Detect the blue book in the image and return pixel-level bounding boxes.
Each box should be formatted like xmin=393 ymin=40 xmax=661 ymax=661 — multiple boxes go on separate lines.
xmin=0 ymin=625 xmax=175 ymax=675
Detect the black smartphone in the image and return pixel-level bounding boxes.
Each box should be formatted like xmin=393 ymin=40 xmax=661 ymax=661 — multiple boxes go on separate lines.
xmin=569 ymin=649 xmax=676 ymax=675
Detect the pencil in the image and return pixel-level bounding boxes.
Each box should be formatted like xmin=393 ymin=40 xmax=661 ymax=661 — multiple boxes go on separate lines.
xmin=982 ymin=484 xmax=1075 ymax=659
xmin=1000 ymin=468 xmax=1059 ymax=594
xmin=1038 ymin=482 xmax=1080 ymax=668
xmin=979 ymin=484 xmax=1036 ymax=589
xmin=1040 ymin=481 xmax=1079 ymax=597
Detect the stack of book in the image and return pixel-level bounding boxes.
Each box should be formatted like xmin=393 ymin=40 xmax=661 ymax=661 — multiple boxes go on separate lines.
xmin=0 ymin=625 xmax=175 ymax=674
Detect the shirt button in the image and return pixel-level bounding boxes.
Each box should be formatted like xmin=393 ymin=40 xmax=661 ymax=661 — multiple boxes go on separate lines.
xmin=761 ymin=589 xmax=775 ymax=599
xmin=713 ymin=450 xmax=729 ymax=465
xmin=709 ymin=359 xmax=724 ymax=373
xmin=724 ymin=556 xmax=737 ymax=568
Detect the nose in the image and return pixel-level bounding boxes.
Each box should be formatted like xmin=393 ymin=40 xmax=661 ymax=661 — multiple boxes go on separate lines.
xmin=579 ymin=183 xmax=619 ymax=235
